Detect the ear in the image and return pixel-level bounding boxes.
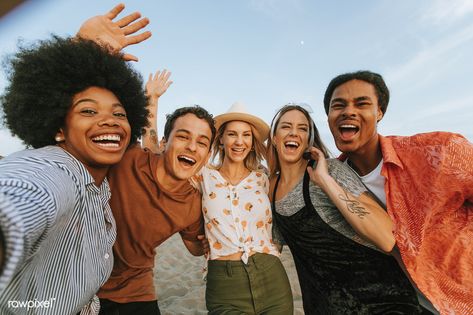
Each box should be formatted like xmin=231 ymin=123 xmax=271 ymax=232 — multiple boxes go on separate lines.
xmin=55 ymin=128 xmax=65 ymax=142
xmin=376 ymin=107 xmax=384 ymax=123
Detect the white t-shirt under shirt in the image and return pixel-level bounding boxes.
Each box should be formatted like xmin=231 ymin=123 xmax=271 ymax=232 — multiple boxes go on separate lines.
xmin=194 ymin=166 xmax=279 ymax=263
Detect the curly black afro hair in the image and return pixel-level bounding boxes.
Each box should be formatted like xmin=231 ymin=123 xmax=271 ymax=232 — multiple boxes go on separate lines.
xmin=1 ymin=36 xmax=149 ymax=148
xmin=323 ymin=70 xmax=390 ymax=115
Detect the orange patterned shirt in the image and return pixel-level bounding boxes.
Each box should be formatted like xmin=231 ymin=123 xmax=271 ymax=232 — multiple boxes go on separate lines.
xmin=379 ymin=132 xmax=473 ymax=314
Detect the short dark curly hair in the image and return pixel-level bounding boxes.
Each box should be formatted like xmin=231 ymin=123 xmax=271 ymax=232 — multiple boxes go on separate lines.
xmin=163 ymin=105 xmax=216 ymax=148
xmin=1 ymin=36 xmax=148 ymax=148
xmin=323 ymin=70 xmax=390 ymax=115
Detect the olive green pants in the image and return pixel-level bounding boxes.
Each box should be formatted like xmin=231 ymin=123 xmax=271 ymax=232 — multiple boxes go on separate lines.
xmin=206 ymin=253 xmax=293 ymax=315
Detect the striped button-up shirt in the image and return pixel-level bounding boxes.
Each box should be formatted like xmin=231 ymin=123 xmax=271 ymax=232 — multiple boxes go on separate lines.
xmin=0 ymin=146 xmax=116 ymax=315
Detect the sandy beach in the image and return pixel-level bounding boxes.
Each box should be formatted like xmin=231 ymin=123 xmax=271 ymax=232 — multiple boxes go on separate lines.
xmin=154 ymin=233 xmax=304 ymax=314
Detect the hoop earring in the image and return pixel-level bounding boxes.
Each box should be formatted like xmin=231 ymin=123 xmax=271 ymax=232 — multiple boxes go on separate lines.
xmin=55 ymin=136 xmax=64 ymax=142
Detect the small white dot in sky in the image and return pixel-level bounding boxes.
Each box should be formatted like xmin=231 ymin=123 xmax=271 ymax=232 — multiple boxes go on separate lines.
xmin=300 ymin=40 xmax=304 ymax=45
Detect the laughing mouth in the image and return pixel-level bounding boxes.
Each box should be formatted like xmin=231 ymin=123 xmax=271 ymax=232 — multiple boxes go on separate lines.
xmin=284 ymin=141 xmax=300 ymax=149
xmin=339 ymin=124 xmax=359 ymax=139
xmin=177 ymin=155 xmax=196 ymax=166
xmin=231 ymin=147 xmax=246 ymax=153
xmin=91 ymin=134 xmax=122 ymax=148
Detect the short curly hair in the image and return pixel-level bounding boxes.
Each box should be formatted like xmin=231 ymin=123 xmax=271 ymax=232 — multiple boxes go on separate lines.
xmin=323 ymin=70 xmax=390 ymax=115
xmin=1 ymin=36 xmax=148 ymax=148
xmin=164 ymin=105 xmax=216 ymax=148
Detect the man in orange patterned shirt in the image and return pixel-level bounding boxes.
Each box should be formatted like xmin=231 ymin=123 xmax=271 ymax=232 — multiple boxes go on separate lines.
xmin=323 ymin=70 xmax=473 ymax=315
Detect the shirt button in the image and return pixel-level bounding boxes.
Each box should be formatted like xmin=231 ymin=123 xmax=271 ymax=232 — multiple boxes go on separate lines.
xmin=104 ymin=253 xmax=110 ymax=259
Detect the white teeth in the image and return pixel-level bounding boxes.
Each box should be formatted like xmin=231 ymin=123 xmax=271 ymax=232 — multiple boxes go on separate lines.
xmin=232 ymin=148 xmax=245 ymax=152
xmin=178 ymin=155 xmax=196 ymax=163
xmin=96 ymin=142 xmax=119 ymax=148
xmin=340 ymin=125 xmax=357 ymax=129
xmin=285 ymin=141 xmax=299 ymax=147
xmin=92 ymin=134 xmax=121 ymax=141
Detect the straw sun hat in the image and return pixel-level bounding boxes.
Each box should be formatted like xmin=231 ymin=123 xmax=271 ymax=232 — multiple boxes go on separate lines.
xmin=214 ymin=102 xmax=270 ymax=142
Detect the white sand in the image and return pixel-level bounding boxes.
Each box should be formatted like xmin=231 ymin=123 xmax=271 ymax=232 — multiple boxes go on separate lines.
xmin=154 ymin=233 xmax=304 ymax=314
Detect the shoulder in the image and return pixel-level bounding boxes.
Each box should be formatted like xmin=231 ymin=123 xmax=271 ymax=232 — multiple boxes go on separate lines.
xmin=0 ymin=146 xmax=83 ymax=186
xmin=385 ymin=132 xmax=467 ymax=148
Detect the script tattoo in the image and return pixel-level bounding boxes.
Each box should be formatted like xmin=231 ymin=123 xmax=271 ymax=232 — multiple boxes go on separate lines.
xmin=339 ymin=191 xmax=370 ymax=219
xmin=150 ymin=129 xmax=158 ymax=145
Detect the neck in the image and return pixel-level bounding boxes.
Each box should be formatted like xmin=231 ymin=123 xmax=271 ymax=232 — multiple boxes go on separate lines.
xmin=219 ymin=159 xmax=250 ymax=185
xmin=346 ymin=136 xmax=383 ymax=176
xmin=279 ymin=158 xmax=307 ymax=184
xmin=219 ymin=159 xmax=248 ymax=176
xmin=86 ymin=167 xmax=108 ymax=186
xmin=155 ymin=157 xmax=187 ymax=192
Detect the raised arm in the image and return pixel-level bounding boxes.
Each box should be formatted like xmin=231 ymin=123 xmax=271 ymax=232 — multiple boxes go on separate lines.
xmin=306 ymin=147 xmax=395 ymax=253
xmin=77 ymin=3 xmax=151 ymax=61
xmin=141 ymin=69 xmax=173 ymax=152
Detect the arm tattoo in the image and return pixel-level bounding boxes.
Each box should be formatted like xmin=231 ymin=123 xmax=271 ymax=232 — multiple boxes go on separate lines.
xmin=339 ymin=191 xmax=370 ymax=219
xmin=150 ymin=129 xmax=158 ymax=145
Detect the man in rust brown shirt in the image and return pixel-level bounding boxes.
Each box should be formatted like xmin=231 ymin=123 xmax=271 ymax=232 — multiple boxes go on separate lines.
xmin=98 ymin=106 xmax=216 ymax=314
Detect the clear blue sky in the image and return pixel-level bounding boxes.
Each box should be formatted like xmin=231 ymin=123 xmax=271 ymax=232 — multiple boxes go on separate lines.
xmin=1 ymin=0 xmax=472 ymax=156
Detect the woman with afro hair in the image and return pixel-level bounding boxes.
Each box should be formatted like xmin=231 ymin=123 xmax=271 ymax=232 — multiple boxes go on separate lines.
xmin=0 ymin=6 xmax=150 ymax=314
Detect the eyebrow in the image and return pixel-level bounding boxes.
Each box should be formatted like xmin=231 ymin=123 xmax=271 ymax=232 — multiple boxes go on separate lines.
xmin=354 ymin=96 xmax=373 ymax=102
xmin=330 ymin=96 xmax=373 ymax=104
xmin=280 ymin=121 xmax=309 ymax=127
xmin=72 ymin=98 xmax=124 ymax=108
xmin=175 ymin=129 xmax=211 ymax=142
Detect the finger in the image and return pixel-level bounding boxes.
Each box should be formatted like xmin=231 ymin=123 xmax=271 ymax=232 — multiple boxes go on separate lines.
xmin=309 ymin=146 xmax=323 ymax=160
xmin=122 ymin=17 xmax=150 ymax=35
xmin=116 ymin=12 xmax=142 ymax=28
xmin=125 ymin=31 xmax=152 ymax=46
xmin=122 ymin=53 xmax=138 ymax=62
xmin=306 ymin=166 xmax=316 ymax=179
xmin=163 ymin=70 xmax=172 ymax=81
xmin=105 ymin=3 xmax=125 ymax=20
xmin=165 ymin=81 xmax=173 ymax=89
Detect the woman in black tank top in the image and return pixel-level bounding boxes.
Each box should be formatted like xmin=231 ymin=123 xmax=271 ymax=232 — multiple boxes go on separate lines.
xmin=267 ymin=105 xmax=429 ymax=314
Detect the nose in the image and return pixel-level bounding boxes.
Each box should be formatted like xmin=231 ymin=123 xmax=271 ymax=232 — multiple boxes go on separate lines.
xmin=186 ymin=139 xmax=197 ymax=152
xmin=288 ymin=126 xmax=297 ymax=136
xmin=341 ymin=103 xmax=356 ymax=118
xmin=235 ymin=135 xmax=243 ymax=145
xmin=98 ymin=113 xmax=120 ymax=127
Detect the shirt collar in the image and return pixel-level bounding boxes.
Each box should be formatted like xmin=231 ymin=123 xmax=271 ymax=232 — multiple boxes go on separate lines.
xmin=379 ymin=135 xmax=404 ymax=169
xmin=337 ymin=134 xmax=404 ymax=170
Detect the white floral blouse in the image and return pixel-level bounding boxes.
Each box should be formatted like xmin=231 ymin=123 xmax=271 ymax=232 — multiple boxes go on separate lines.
xmin=193 ymin=166 xmax=279 ymax=263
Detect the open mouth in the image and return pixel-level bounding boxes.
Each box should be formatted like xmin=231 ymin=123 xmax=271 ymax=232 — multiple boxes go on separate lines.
xmin=339 ymin=124 xmax=359 ymax=140
xmin=177 ymin=155 xmax=196 ymax=167
xmin=91 ymin=134 xmax=122 ymax=148
xmin=284 ymin=141 xmax=300 ymax=151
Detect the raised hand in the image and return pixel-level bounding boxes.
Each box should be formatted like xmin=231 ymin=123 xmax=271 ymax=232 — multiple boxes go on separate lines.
xmin=306 ymin=146 xmax=330 ymax=188
xmin=77 ymin=3 xmax=152 ymax=61
xmin=145 ymin=69 xmax=173 ymax=101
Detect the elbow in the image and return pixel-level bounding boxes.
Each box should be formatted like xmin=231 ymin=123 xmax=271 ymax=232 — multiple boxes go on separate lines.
xmin=189 ymin=249 xmax=204 ymax=257
xmin=378 ymin=234 xmax=396 ymax=253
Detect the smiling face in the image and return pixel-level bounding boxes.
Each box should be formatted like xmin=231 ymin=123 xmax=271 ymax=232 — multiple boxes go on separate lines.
xmin=56 ymin=86 xmax=131 ymax=181
xmin=220 ymin=121 xmax=253 ymax=165
xmin=327 ymin=79 xmax=383 ymax=156
xmin=162 ymin=113 xmax=212 ymax=181
xmin=273 ymin=109 xmax=310 ymax=164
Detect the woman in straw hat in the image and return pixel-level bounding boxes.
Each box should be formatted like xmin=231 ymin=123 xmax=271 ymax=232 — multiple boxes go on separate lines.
xmin=267 ymin=104 xmax=427 ymax=314
xmin=143 ymin=100 xmax=293 ymax=314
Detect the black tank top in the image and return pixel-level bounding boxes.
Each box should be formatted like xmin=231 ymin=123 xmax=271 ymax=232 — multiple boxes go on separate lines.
xmin=272 ymin=166 xmax=425 ymax=315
